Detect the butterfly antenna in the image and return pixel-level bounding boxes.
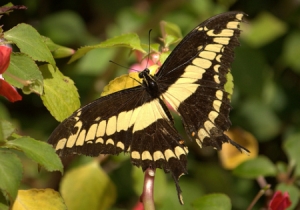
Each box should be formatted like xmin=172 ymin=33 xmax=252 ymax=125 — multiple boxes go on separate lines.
xmin=109 ymin=60 xmax=131 ymax=70
xmin=108 ymin=60 xmax=142 ymax=84
xmin=145 ymin=29 xmax=152 ymax=69
xmin=130 ymin=76 xmax=142 ymax=85
xmin=109 ymin=60 xmax=142 ymax=73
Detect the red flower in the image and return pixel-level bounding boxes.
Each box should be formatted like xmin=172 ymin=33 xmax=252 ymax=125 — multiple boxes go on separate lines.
xmin=0 ymin=45 xmax=22 ymax=102
xmin=269 ymin=191 xmax=292 ymax=210
xmin=129 ymin=51 xmax=161 ymax=73
xmin=132 ymin=201 xmax=144 ymax=210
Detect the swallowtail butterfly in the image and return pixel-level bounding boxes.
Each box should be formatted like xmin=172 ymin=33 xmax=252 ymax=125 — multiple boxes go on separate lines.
xmin=48 ymin=11 xmax=249 ymax=204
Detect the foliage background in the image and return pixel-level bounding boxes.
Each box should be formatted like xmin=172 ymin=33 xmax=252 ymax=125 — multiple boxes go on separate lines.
xmin=1 ymin=0 xmax=300 ymax=209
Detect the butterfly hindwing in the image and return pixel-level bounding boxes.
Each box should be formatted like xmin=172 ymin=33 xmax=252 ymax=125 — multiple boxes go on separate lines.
xmin=48 ymin=85 xmax=188 ymax=195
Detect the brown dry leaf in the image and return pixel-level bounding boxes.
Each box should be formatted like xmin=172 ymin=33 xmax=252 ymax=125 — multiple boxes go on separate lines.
xmin=219 ymin=128 xmax=259 ymax=169
xmin=12 ymin=189 xmax=67 ymax=210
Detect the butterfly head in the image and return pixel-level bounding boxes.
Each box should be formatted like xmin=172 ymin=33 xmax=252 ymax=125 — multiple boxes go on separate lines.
xmin=138 ymin=68 xmax=161 ymax=97
xmin=138 ymin=68 xmax=150 ymax=79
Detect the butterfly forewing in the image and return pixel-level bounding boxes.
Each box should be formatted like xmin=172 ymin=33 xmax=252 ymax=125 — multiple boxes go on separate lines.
xmin=48 ymin=87 xmax=145 ymax=156
xmin=157 ymin=12 xmax=248 ymax=152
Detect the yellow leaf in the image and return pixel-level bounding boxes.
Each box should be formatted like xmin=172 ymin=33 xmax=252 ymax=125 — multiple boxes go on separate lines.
xmin=12 ymin=189 xmax=67 ymax=210
xmin=100 ymin=65 xmax=159 ymax=97
xmin=219 ymin=128 xmax=259 ymax=169
xmin=60 ymin=160 xmax=116 ymax=210
xmin=101 ymin=72 xmax=141 ymax=97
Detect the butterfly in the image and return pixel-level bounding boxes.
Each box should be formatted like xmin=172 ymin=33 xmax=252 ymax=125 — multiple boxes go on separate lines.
xmin=48 ymin=11 xmax=249 ymax=204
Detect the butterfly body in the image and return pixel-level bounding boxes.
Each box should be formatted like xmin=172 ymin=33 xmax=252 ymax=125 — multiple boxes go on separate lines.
xmin=139 ymin=69 xmax=160 ymax=97
xmin=48 ymin=11 xmax=248 ymax=204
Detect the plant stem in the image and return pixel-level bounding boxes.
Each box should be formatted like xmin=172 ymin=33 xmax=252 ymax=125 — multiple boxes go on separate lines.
xmin=140 ymin=168 xmax=156 ymax=210
xmin=246 ymin=176 xmax=271 ymax=210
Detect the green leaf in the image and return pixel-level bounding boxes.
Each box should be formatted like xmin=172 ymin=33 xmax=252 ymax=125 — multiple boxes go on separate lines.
xmin=157 ymin=178 xmax=204 ymax=209
xmin=166 ymin=175 xmax=204 ymax=206
xmin=225 ymin=71 xmax=234 ymax=100
xmin=237 ymin=99 xmax=281 ymax=141
xmin=0 ymin=191 xmax=9 ymax=210
xmin=283 ymin=31 xmax=300 ymax=73
xmin=4 ymin=23 xmax=55 ymax=67
xmin=232 ymin=47 xmax=267 ymax=97
xmin=160 ymin=21 xmax=182 ymax=47
xmin=233 ymin=156 xmax=277 ymax=178
xmin=276 ymin=183 xmax=299 ymax=210
xmin=0 ymin=150 xmax=23 ymax=203
xmin=192 ymin=194 xmax=231 ymax=210
xmin=162 ymin=21 xmax=182 ymax=38
xmin=164 ymin=34 xmax=178 ymax=47
xmin=160 ymin=51 xmax=170 ymax=64
xmin=75 ymin=48 xmax=114 ymax=76
xmin=42 ymin=36 xmax=75 ymax=59
xmin=140 ymin=43 xmax=160 ymax=54
xmin=276 ymin=161 xmax=288 ymax=174
xmin=0 ymin=103 xmax=10 ymax=121
xmin=5 ymin=136 xmax=63 ymax=173
xmin=40 ymin=64 xmax=80 ymax=122
xmin=149 ymin=43 xmax=160 ymax=52
xmin=4 ymin=53 xmax=43 ymax=95
xmin=0 ymin=201 xmax=8 ymax=210
xmin=39 ymin=10 xmax=92 ymax=45
xmin=60 ymin=161 xmax=116 ymax=210
xmin=69 ymin=33 xmax=145 ymax=63
xmin=283 ymin=132 xmax=300 ymax=176
xmin=243 ymin=12 xmax=287 ymax=48
xmin=0 ymin=119 xmax=15 ymax=142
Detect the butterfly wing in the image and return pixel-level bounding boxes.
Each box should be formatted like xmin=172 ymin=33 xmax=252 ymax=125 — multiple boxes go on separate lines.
xmin=48 ymin=11 xmax=247 ymax=205
xmin=48 ymin=85 xmax=188 ymax=203
xmin=157 ymin=12 xmax=248 ymax=152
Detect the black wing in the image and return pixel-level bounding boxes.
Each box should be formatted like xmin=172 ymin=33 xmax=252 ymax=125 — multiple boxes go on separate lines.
xmin=48 ymin=85 xmax=188 ymax=203
xmin=157 ymin=12 xmax=249 ymax=153
xmin=48 ymin=11 xmax=248 ymax=205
